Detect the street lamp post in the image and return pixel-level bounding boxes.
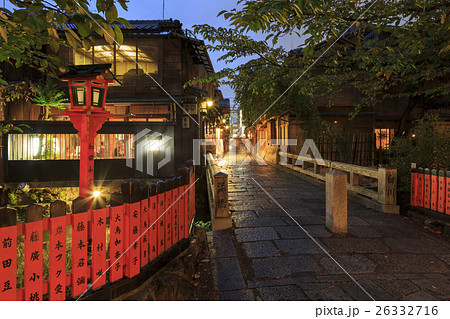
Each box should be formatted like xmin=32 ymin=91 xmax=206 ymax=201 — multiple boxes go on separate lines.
xmin=59 ymin=64 xmax=114 ymax=209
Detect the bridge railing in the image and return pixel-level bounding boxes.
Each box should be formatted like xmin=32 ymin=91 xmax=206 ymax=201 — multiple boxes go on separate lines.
xmin=206 ymin=152 xmax=231 ymax=230
xmin=278 ymin=151 xmax=399 ymax=214
xmin=0 ymin=165 xmax=195 ymax=301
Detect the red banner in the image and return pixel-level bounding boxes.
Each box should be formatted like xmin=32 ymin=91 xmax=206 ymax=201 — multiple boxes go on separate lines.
xmin=430 ymin=170 xmax=438 ymax=211
xmin=172 ymin=186 xmax=179 ymax=243
xmin=72 ymin=212 xmax=88 ymax=298
xmin=24 ymin=220 xmax=43 ymax=301
xmin=157 ymin=193 xmax=165 ymax=255
xmin=417 ymin=170 xmax=424 ymax=207
xmin=140 ymin=199 xmax=150 ymax=267
xmin=0 ymin=226 xmax=17 ymax=301
xmin=110 ymin=206 xmax=124 ymax=282
xmin=178 ymin=185 xmax=186 ymax=240
xmin=125 ymin=202 xmax=140 ymax=278
xmin=165 ymin=189 xmax=173 ymax=249
xmin=437 ymin=172 xmax=445 ymax=213
xmin=91 ymin=208 xmax=107 ymax=289
xmin=149 ymin=195 xmax=158 ymax=261
xmin=49 ymin=216 xmax=66 ymax=301
xmin=423 ymin=170 xmax=431 ymax=208
xmin=446 ymin=172 xmax=450 ymax=215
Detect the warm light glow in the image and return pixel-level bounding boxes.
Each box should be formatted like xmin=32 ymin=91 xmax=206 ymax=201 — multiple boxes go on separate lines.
xmin=207 ymin=100 xmax=213 ymax=107
xmin=333 ymin=120 xmax=338 ymax=124
xmin=93 ymin=191 xmax=101 ymax=198
xmin=147 ymin=140 xmax=160 ymax=151
xmin=226 ymin=125 xmax=230 ymax=129
xmin=222 ymin=119 xmax=226 ymax=123
xmin=412 ymin=134 xmax=416 ymax=138
xmin=76 ymin=87 xmax=85 ymax=104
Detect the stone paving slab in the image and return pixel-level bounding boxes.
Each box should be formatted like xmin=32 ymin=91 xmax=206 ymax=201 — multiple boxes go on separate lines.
xmin=209 ymin=151 xmax=450 ymax=301
xmin=235 ymin=227 xmax=279 ymax=242
xmin=253 ymin=256 xmax=321 ymax=278
xmin=243 ymin=241 xmax=280 ymax=258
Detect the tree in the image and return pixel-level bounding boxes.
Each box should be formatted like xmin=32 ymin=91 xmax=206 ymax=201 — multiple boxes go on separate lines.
xmin=0 ymin=0 xmax=131 ymax=134
xmin=32 ymin=79 xmax=68 ymax=120
xmin=192 ymin=0 xmax=449 ymax=137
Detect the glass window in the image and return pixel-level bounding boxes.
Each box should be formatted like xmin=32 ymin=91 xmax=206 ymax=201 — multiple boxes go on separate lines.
xmin=138 ymin=39 xmax=159 ymax=85
xmin=116 ymin=41 xmax=137 ymax=86
xmin=74 ymin=48 xmax=92 ymax=65
xmin=8 ymin=134 xmax=135 ymax=160
xmin=93 ymin=44 xmax=114 ymax=65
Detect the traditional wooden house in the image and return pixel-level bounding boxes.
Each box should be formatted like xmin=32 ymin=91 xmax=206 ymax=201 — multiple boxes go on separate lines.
xmin=249 ymin=28 xmax=449 ymax=167
xmin=0 ymin=19 xmax=221 ymax=184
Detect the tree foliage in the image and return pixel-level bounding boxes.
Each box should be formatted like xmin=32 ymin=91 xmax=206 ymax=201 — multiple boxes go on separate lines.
xmin=0 ymin=0 xmax=131 ymax=83
xmin=192 ymin=0 xmax=449 ymax=136
xmin=32 ymin=79 xmax=68 ymax=120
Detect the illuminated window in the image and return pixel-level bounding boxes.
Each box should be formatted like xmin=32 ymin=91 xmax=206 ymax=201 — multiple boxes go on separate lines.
xmin=74 ymin=48 xmax=92 ymax=65
xmin=8 ymin=134 xmax=135 ymax=160
xmin=375 ymin=129 xmax=395 ymax=149
xmin=93 ymin=44 xmax=114 ymax=65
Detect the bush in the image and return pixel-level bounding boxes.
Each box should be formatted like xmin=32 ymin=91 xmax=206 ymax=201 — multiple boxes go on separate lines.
xmin=389 ymin=113 xmax=450 ymax=193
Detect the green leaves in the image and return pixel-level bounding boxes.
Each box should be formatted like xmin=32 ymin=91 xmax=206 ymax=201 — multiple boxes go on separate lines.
xmin=0 ymin=0 xmax=131 ymax=83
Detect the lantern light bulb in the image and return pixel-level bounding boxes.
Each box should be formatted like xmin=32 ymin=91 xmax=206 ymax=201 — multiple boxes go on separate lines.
xmin=93 ymin=191 xmax=101 ymax=198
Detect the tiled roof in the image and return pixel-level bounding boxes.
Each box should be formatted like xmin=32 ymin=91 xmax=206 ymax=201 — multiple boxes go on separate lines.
xmin=63 ymin=19 xmax=183 ymax=35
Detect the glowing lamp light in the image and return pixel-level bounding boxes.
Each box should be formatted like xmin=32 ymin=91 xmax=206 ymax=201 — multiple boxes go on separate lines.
xmin=148 ymin=139 xmax=160 ymax=151
xmin=93 ymin=190 xmax=101 ymax=198
xmin=207 ymin=100 xmax=213 ymax=107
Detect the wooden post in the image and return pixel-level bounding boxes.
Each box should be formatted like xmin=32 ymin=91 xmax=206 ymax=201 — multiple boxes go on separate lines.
xmin=71 ymin=197 xmax=88 ymax=298
xmin=109 ymin=192 xmax=124 ymax=282
xmin=430 ymin=169 xmax=438 ymax=211
xmin=0 ymin=207 xmax=17 ymax=301
xmin=24 ymin=204 xmax=44 ymax=301
xmin=377 ymin=166 xmax=397 ymax=206
xmin=214 ymin=172 xmax=229 ymax=218
xmin=437 ymin=170 xmax=445 ymax=213
xmin=326 ymin=169 xmax=347 ymax=233
xmin=417 ymin=167 xmax=424 ymax=207
xmin=49 ymin=201 xmax=67 ymax=301
xmin=350 ymin=172 xmax=360 ymax=186
xmin=424 ymin=168 xmax=431 ymax=209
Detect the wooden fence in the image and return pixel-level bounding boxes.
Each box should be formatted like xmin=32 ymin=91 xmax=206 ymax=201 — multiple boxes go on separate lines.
xmin=0 ymin=165 xmax=195 ymax=301
xmin=315 ymin=132 xmax=390 ymax=167
xmin=410 ymin=163 xmax=450 ymax=215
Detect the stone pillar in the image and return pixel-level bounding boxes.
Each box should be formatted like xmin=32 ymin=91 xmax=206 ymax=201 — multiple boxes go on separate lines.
xmin=326 ymin=169 xmax=347 ymax=233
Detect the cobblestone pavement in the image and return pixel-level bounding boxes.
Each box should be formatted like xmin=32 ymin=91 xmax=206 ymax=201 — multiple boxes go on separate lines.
xmin=208 ymin=152 xmax=450 ymax=301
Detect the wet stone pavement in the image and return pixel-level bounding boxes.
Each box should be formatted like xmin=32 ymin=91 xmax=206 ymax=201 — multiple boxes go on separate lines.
xmin=207 ymin=152 xmax=450 ymax=301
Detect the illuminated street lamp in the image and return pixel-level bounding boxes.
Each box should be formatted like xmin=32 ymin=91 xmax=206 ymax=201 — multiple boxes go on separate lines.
xmin=59 ymin=64 xmax=114 ymax=208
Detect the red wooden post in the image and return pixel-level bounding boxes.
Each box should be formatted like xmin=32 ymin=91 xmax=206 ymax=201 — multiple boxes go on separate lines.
xmin=109 ymin=193 xmax=124 ymax=282
xmin=410 ymin=163 xmax=418 ymax=207
xmin=157 ymin=181 xmax=166 ymax=255
xmin=140 ymin=185 xmax=150 ymax=267
xmin=446 ymin=171 xmax=450 ymax=215
xmin=0 ymin=208 xmax=17 ymax=301
xmin=49 ymin=201 xmax=67 ymax=301
xmin=417 ymin=167 xmax=424 ymax=207
xmin=24 ymin=204 xmax=43 ymax=301
xmin=438 ymin=170 xmax=446 ymax=213
xmin=122 ymin=179 xmax=141 ymax=278
xmin=165 ymin=179 xmax=173 ymax=249
xmin=177 ymin=173 xmax=186 ymax=240
xmin=423 ymin=168 xmax=431 ymax=208
xmin=91 ymin=207 xmax=107 ymax=289
xmin=430 ymin=169 xmax=438 ymax=211
xmin=148 ymin=184 xmax=158 ymax=261
xmin=172 ymin=176 xmax=181 ymax=243
xmin=71 ymin=197 xmax=88 ymax=298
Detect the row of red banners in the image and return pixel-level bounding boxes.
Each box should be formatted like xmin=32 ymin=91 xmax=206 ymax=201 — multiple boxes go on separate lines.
xmin=0 ymin=173 xmax=195 ymax=301
xmin=410 ymin=166 xmax=450 ymax=214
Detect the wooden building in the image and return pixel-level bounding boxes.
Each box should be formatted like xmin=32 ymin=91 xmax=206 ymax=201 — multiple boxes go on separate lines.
xmin=1 ymin=19 xmax=221 ymax=184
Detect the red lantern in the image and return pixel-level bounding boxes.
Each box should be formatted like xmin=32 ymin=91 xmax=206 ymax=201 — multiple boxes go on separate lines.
xmin=59 ymin=64 xmax=114 ymax=208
